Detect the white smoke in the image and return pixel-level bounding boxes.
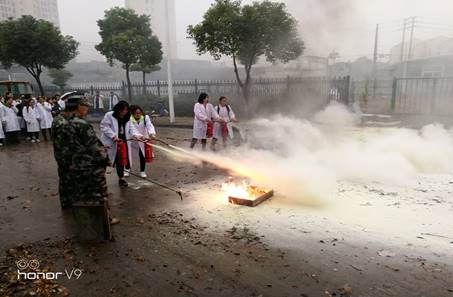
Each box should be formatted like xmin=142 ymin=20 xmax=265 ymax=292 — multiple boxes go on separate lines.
xmin=162 ymin=103 xmax=453 ymax=206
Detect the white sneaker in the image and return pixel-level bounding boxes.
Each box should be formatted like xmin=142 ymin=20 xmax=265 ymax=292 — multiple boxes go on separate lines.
xmin=36 ymin=139 xmax=40 ymax=143
xmin=0 ymin=143 xmax=3 ymax=147
xmin=31 ymin=139 xmax=36 ymax=143
xmin=140 ymin=172 xmax=147 ymax=178
xmin=124 ymin=170 xmax=130 ymax=177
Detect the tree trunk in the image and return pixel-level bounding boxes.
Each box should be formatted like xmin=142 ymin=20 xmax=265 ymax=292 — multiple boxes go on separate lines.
xmin=26 ymin=66 xmax=45 ymax=96
xmin=241 ymin=83 xmax=250 ymax=103
xmin=142 ymin=71 xmax=146 ymax=96
xmin=35 ymin=74 xmax=45 ymax=96
xmin=125 ymin=65 xmax=132 ymax=102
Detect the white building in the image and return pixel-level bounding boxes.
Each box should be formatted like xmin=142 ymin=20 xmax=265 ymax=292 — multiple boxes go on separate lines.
xmin=389 ymin=36 xmax=453 ymax=64
xmin=125 ymin=0 xmax=178 ymax=58
xmin=0 ymin=0 xmax=60 ymax=26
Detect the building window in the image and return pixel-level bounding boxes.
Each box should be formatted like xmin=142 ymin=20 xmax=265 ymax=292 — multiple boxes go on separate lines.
xmin=422 ymin=65 xmax=445 ymax=78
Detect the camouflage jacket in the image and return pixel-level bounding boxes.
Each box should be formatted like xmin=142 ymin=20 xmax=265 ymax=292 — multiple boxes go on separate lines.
xmin=67 ymin=114 xmax=110 ymax=171
xmin=51 ymin=114 xmax=73 ymax=167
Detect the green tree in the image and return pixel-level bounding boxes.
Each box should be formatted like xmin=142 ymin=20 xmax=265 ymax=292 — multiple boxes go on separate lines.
xmin=48 ymin=68 xmax=73 ymax=91
xmin=96 ymin=7 xmax=162 ymax=102
xmin=188 ymin=0 xmax=304 ymax=104
xmin=130 ymin=35 xmax=163 ymax=94
xmin=0 ymin=16 xmax=79 ymax=96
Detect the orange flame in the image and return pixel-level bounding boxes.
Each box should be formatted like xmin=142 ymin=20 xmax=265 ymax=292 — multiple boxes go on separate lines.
xmin=220 ymin=178 xmax=271 ymax=203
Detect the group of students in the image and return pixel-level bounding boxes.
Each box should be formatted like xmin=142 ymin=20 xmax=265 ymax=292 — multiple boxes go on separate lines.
xmin=0 ymin=90 xmax=123 ymax=147
xmin=0 ymin=92 xmax=66 ymax=146
xmin=100 ymin=101 xmax=156 ymax=187
xmin=191 ymin=93 xmax=237 ymax=151
xmin=99 ymin=93 xmax=237 ymax=188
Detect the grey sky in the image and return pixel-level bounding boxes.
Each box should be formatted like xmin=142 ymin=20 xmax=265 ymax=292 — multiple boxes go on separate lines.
xmin=58 ymin=0 xmax=453 ymax=63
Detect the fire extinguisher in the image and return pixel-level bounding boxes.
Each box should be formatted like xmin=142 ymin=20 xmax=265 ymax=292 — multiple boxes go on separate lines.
xmin=206 ymin=121 xmax=214 ymax=138
xmin=221 ymin=122 xmax=228 ymax=138
xmin=117 ymin=141 xmax=128 ymax=167
xmin=144 ymin=143 xmax=154 ymax=163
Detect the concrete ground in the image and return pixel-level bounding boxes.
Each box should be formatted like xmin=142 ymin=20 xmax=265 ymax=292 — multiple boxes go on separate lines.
xmin=0 ymin=126 xmax=452 ymax=297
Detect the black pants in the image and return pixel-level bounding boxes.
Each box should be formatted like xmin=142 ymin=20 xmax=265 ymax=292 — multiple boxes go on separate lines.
xmin=190 ymin=138 xmax=207 ymax=150
xmin=5 ymin=131 xmax=20 ymax=144
xmin=28 ymin=132 xmax=39 ymax=139
xmin=117 ymin=149 xmax=146 ymax=174
xmin=42 ymin=128 xmax=51 ymax=141
xmin=138 ymin=149 xmax=146 ymax=172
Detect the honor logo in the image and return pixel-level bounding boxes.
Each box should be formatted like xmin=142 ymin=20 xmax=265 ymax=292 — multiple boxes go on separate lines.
xmin=16 ymin=259 xmax=83 ymax=280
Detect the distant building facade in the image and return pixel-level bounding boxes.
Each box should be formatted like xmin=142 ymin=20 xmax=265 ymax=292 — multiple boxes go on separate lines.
xmin=125 ymin=0 xmax=178 ymax=58
xmin=0 ymin=0 xmax=60 ymax=26
xmin=389 ymin=36 xmax=453 ymax=77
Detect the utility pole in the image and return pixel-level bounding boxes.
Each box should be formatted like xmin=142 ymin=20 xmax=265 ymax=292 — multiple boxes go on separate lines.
xmin=407 ymin=16 xmax=417 ymax=60
xmin=165 ymin=0 xmax=175 ymax=123
xmin=400 ymin=18 xmax=408 ymax=64
xmin=372 ymin=24 xmax=379 ymax=97
xmin=403 ymin=16 xmax=417 ymax=78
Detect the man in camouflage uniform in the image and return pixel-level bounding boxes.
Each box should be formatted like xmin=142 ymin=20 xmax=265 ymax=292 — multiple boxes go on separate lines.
xmin=67 ymin=101 xmax=110 ymax=204
xmin=51 ymin=95 xmax=76 ymax=209
xmin=52 ymin=92 xmax=110 ymax=207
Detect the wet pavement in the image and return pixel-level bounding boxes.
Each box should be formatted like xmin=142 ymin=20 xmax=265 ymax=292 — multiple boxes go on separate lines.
xmin=1 ymin=127 xmax=452 ymax=297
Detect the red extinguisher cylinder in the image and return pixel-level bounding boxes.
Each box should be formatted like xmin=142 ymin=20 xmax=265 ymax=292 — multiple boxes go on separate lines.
xmin=117 ymin=141 xmax=128 ymax=167
xmin=145 ymin=143 xmax=154 ymax=163
xmin=206 ymin=122 xmax=213 ymax=138
xmin=221 ymin=123 xmax=228 ymax=138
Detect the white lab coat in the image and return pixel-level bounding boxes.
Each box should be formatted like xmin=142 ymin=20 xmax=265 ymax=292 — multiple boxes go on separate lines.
xmin=213 ymin=105 xmax=236 ymax=139
xmin=93 ymin=94 xmax=104 ymax=109
xmin=36 ymin=102 xmax=53 ymax=129
xmin=109 ymin=94 xmax=119 ymax=110
xmin=0 ymin=105 xmax=20 ymax=132
xmin=22 ymin=106 xmax=40 ymax=133
xmin=192 ymin=103 xmax=220 ymax=140
xmin=0 ymin=108 xmax=4 ymax=139
xmin=130 ymin=115 xmax=156 ymax=157
xmin=58 ymin=99 xmax=65 ymax=110
xmin=100 ymin=111 xmax=139 ymax=165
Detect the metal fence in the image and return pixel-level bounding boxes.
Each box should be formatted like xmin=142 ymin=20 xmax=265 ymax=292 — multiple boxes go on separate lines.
xmin=391 ymin=77 xmax=453 ymax=115
xmin=41 ymin=76 xmax=351 ymax=116
xmin=44 ymin=77 xmax=349 ymax=98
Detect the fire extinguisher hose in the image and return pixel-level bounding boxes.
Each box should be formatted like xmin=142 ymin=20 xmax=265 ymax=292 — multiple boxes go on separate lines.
xmin=125 ymin=169 xmax=183 ymax=201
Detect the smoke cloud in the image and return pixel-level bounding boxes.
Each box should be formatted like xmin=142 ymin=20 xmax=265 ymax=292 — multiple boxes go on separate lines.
xmin=159 ymin=103 xmax=453 ymax=206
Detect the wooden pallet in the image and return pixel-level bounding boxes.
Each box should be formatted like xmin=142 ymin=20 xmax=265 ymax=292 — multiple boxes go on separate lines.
xmin=228 ymin=190 xmax=274 ymax=207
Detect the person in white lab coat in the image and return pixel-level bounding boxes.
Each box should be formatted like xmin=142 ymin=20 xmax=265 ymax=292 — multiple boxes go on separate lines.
xmin=109 ymin=92 xmax=119 ymax=110
xmin=93 ymin=91 xmax=104 ymax=113
xmin=57 ymin=94 xmax=66 ymax=111
xmin=36 ymin=97 xmax=54 ymax=141
xmin=212 ymin=96 xmax=238 ymax=150
xmin=0 ymin=97 xmax=20 ymax=144
xmin=22 ymin=98 xmax=41 ymax=143
xmin=0 ymin=105 xmax=4 ymax=147
xmin=100 ymin=101 xmax=140 ymax=187
xmin=129 ymin=105 xmax=156 ymax=178
xmin=190 ymin=93 xmax=224 ymax=150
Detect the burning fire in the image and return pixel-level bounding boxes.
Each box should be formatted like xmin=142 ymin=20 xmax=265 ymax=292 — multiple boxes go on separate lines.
xmin=221 ymin=177 xmax=271 ymax=203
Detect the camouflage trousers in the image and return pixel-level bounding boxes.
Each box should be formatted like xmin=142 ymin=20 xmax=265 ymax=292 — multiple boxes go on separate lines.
xmin=72 ymin=166 xmax=108 ymax=204
xmin=57 ymin=166 xmax=74 ymax=209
